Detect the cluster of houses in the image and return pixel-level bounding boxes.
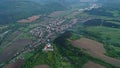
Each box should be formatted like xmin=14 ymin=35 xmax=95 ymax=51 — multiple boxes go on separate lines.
xmin=29 ymin=17 xmax=79 ymax=52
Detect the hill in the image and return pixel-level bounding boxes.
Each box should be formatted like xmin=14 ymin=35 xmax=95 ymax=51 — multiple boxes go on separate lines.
xmin=21 ymin=32 xmax=117 ymax=68
xmin=0 ymin=0 xmax=66 ymax=25
xmin=0 ymin=0 xmax=100 ymax=25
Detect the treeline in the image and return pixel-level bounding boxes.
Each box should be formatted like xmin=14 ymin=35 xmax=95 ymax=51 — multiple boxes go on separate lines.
xmin=85 ymin=2 xmax=120 ymax=17
xmin=85 ymin=8 xmax=113 ymax=17
xmin=54 ymin=31 xmax=89 ymax=67
xmin=21 ymin=31 xmax=117 ymax=68
xmin=83 ymin=19 xmax=120 ymax=28
xmin=80 ymin=30 xmax=120 ymax=60
xmin=53 ymin=31 xmax=117 ymax=68
xmin=0 ymin=0 xmax=67 ymax=25
xmin=21 ymin=31 xmax=88 ymax=68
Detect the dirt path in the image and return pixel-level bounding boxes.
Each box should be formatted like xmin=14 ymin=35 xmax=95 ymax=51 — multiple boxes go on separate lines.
xmin=82 ymin=61 xmax=106 ymax=68
xmin=71 ymin=38 xmax=120 ymax=67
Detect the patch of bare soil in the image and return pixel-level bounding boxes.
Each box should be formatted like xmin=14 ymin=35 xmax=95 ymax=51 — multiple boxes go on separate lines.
xmin=3 ymin=59 xmax=23 ymax=68
xmin=71 ymin=38 xmax=120 ymax=67
xmin=71 ymin=38 xmax=105 ymax=55
xmin=34 ymin=64 xmax=49 ymax=68
xmin=17 ymin=15 xmax=40 ymax=23
xmin=82 ymin=61 xmax=106 ymax=68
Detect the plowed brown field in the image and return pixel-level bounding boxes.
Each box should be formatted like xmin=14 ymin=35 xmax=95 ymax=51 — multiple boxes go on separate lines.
xmin=82 ymin=61 xmax=106 ymax=68
xmin=34 ymin=64 xmax=49 ymax=68
xmin=71 ymin=38 xmax=120 ymax=67
xmin=3 ymin=59 xmax=23 ymax=68
xmin=17 ymin=15 xmax=40 ymax=23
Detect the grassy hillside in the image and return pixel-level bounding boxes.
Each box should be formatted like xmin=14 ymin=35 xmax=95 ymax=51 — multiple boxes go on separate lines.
xmin=0 ymin=0 xmax=98 ymax=25
xmin=21 ymin=32 xmax=117 ymax=68
xmin=1 ymin=0 xmax=120 ymax=68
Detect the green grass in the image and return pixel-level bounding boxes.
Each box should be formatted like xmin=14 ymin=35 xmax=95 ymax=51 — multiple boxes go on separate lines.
xmin=21 ymin=45 xmax=70 ymax=68
xmin=109 ymin=10 xmax=120 ymax=17
xmin=21 ymin=32 xmax=119 ymax=68
xmin=69 ymin=33 xmax=81 ymax=40
xmin=83 ymin=26 xmax=120 ymax=60
xmin=104 ymin=45 xmax=120 ymax=60
xmin=85 ymin=26 xmax=120 ymax=41
xmin=20 ymin=33 xmax=33 ymax=39
xmin=106 ymin=21 xmax=120 ymax=25
xmin=19 ymin=27 xmax=29 ymax=32
xmin=23 ymin=52 xmax=34 ymax=60
xmin=86 ymin=26 xmax=120 ymax=44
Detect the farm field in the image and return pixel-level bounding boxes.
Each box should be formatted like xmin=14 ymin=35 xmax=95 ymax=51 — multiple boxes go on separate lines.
xmin=82 ymin=61 xmax=106 ymax=68
xmin=34 ymin=65 xmax=49 ymax=68
xmin=0 ymin=0 xmax=120 ymax=68
xmin=0 ymin=39 xmax=31 ymax=64
xmin=85 ymin=26 xmax=120 ymax=43
xmin=3 ymin=59 xmax=23 ymax=68
xmin=71 ymin=38 xmax=120 ymax=67
xmin=17 ymin=15 xmax=40 ymax=23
